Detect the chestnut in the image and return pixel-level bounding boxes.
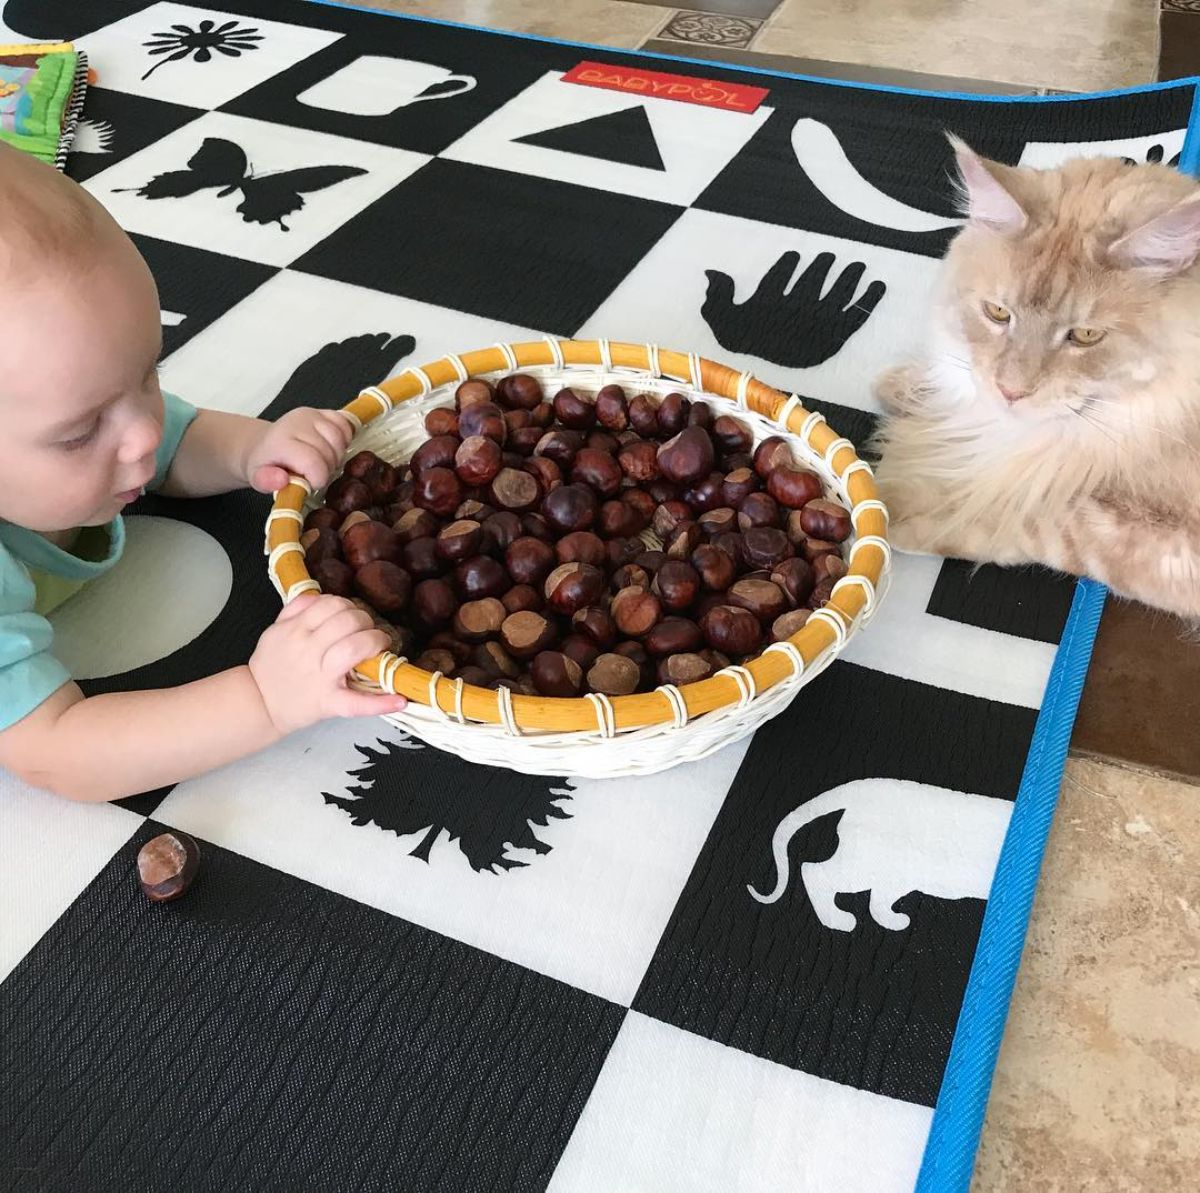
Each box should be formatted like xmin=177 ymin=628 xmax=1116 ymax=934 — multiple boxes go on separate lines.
xmin=700 ymin=605 xmax=763 ymax=656
xmin=741 ymin=527 xmax=794 ymax=569
xmin=772 ymin=608 xmax=812 ymax=641
xmin=473 ymin=640 xmax=520 ymax=680
xmin=433 ymin=520 xmax=481 ymax=564
xmin=644 ymin=616 xmax=703 ymax=657
xmin=721 ymin=468 xmax=760 ymax=508
xmin=688 ymin=402 xmax=714 ymax=432
xmin=410 ymin=434 xmax=460 ymax=477
xmin=657 ymin=392 xmax=690 ymax=437
xmin=657 ymin=426 xmax=715 ymax=485
xmin=301 ymin=526 xmax=341 ymax=567
xmin=523 ymin=455 xmax=562 ymax=496
xmin=303 ymin=507 xmax=341 ymax=534
xmin=650 ymin=500 xmax=692 ymax=541
xmin=530 ymin=651 xmax=584 ymax=697
xmin=353 ymin=559 xmax=411 ymax=614
xmin=553 ymin=386 xmax=596 ymax=429
xmin=561 ymin=634 xmax=601 ymax=673
xmin=595 ymin=384 xmax=629 ymax=431
xmin=598 ymin=499 xmax=641 ymax=540
xmin=457 ymin=665 xmax=494 ymax=687
xmin=502 ymin=584 xmax=542 ymax=615
xmin=612 ymin=563 xmax=650 ymax=592
xmin=664 ymin=521 xmax=702 ymax=561
xmin=572 ymin=605 xmax=617 ymax=649
xmin=652 ymin=560 xmax=701 ymax=612
xmin=611 ymin=587 xmax=662 ymax=637
xmin=712 ymin=414 xmax=752 ymax=455
xmin=556 ymin=531 xmax=606 ymax=567
xmin=452 ymin=597 xmax=507 ymax=642
xmin=737 ymin=492 xmax=781 ymax=530
xmin=691 ymin=543 xmax=737 ymax=591
xmin=657 ymin=652 xmax=713 ymax=687
xmin=802 ymin=537 xmax=843 ymax=565
xmin=416 ymin=648 xmax=459 ymax=676
xmin=521 ymin=512 xmax=554 ymax=542
xmin=413 ymin=466 xmax=464 ymax=517
xmin=338 ymin=510 xmax=371 ymax=536
xmin=620 ymin=487 xmax=656 ymax=529
xmin=571 ymin=448 xmax=622 ymax=498
xmin=645 ymin=479 xmax=680 ymax=505
xmin=501 ymin=611 xmax=558 ymax=658
xmin=455 ymin=436 xmax=502 ymax=487
xmin=711 ymin=532 xmax=745 ymax=565
xmin=412 ymin=578 xmax=457 ymax=628
xmin=457 ymin=499 xmax=494 ymax=521
xmin=587 ymin=430 xmax=620 ymax=455
xmin=508 ymin=425 xmax=545 ymax=456
xmin=312 ymin=557 xmax=354 ymax=597
xmin=617 ymin=440 xmax=659 ymax=483
xmin=454 ymin=555 xmax=511 ymax=601
xmin=324 ymin=475 xmax=372 ymax=517
xmin=481 ymin=510 xmax=523 ymax=555
xmin=456 ymin=378 xmax=496 ymax=411
xmin=628 ymin=393 xmax=660 ymax=438
xmin=771 ymin=557 xmax=816 ymax=607
xmin=363 ymin=458 xmax=400 ymax=504
xmin=506 ymin=536 xmax=557 ymax=586
xmin=545 ymin=562 xmax=605 ymax=615
xmin=683 ymin=471 xmax=726 ymax=513
xmin=768 ymin=467 xmax=825 ymax=510
xmin=754 ymin=435 xmax=793 ymax=478
xmin=799 ymin=498 xmax=852 ymax=543
xmin=697 ymin=508 xmax=737 ymax=539
xmin=694 ymin=589 xmax=729 ymax=624
xmin=401 ymin=536 xmax=443 ymax=580
xmin=535 ymin=429 xmax=584 ymax=467
xmin=606 ymin=536 xmax=643 ymax=569
xmin=587 ymin=652 xmax=640 ymax=696
xmin=529 ymin=402 xmax=555 ymax=428
xmin=634 ymin=548 xmax=667 ymax=575
xmin=458 ymin=401 xmax=507 ymax=445
xmin=724 ymin=452 xmax=754 ymax=473
xmin=393 ymin=508 xmax=439 ymax=544
xmin=542 ymin=484 xmax=597 ymax=534
xmin=808 ymin=577 xmax=837 ymax=609
xmin=504 ymin=409 xmax=532 ymax=433
xmin=727 ymin=578 xmax=788 ymax=624
xmin=495 ymin=373 xmax=542 ymax=411
xmin=422 ymin=633 xmax=468 ymax=666
xmin=342 ymin=520 xmax=401 ymax=568
xmin=813 ymin=553 xmax=849 ymax=584
xmin=137 ymin=831 xmax=200 ymax=904
xmin=489 ymin=467 xmax=541 ymax=513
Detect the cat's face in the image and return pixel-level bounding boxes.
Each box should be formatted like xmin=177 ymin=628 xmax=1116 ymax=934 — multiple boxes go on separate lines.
xmin=939 ymin=143 xmax=1200 ymax=425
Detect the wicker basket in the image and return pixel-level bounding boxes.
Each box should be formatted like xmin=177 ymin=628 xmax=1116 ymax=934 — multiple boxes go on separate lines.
xmin=265 ymin=339 xmax=891 ymax=777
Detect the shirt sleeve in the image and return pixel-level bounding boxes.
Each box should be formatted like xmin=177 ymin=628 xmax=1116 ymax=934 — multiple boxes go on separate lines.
xmin=0 ymin=547 xmax=72 ymax=732
xmin=150 ymin=392 xmax=199 ymax=492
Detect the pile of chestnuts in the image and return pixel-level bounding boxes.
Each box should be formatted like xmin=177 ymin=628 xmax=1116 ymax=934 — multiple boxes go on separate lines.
xmin=298 ymin=373 xmax=852 ymax=700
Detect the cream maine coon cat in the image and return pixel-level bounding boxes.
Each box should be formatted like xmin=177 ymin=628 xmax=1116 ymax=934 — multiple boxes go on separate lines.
xmin=874 ymin=139 xmax=1200 ymax=619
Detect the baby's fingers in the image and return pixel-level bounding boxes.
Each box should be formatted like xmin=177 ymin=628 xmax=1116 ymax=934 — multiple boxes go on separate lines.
xmin=322 ymin=626 xmax=392 ymax=680
xmin=328 ymin=687 xmax=409 ymax=720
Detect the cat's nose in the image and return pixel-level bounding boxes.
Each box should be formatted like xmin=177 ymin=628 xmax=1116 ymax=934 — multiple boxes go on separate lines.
xmin=998 ymin=382 xmax=1030 ymax=404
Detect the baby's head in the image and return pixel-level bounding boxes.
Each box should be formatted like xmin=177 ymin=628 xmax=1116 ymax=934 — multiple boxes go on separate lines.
xmin=0 ymin=141 xmax=164 ymax=533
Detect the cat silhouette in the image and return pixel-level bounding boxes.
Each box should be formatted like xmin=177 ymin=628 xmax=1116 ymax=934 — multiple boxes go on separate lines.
xmin=748 ymin=778 xmax=1011 ymax=932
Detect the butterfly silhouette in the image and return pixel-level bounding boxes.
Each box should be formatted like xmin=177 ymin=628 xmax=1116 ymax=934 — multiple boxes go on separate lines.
xmin=119 ymin=137 xmax=367 ymax=230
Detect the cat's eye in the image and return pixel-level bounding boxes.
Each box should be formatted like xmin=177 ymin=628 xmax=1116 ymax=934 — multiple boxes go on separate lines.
xmin=1067 ymin=327 xmax=1106 ymax=346
xmin=983 ymin=301 xmax=1011 ymax=324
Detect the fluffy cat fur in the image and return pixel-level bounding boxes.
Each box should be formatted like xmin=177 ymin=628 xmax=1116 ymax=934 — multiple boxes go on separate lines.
xmin=873 ymin=139 xmax=1200 ymax=619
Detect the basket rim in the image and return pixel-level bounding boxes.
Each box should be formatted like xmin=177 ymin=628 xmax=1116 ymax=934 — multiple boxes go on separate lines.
xmin=264 ymin=338 xmax=891 ymax=738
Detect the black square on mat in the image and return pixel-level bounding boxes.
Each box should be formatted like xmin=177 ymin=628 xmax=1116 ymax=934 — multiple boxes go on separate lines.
xmin=294 ymin=158 xmax=683 ymax=336
xmin=0 ymin=821 xmax=625 ymax=1193
xmin=633 ymin=660 xmax=1037 ymax=1108
xmin=927 ymin=559 xmax=1078 ymax=646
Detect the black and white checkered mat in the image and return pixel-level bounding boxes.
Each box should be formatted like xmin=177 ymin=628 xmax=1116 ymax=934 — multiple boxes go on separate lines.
xmin=1 ymin=3 xmax=1195 ymax=1189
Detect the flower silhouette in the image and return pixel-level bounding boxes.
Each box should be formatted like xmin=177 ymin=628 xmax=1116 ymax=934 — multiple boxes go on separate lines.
xmin=140 ymin=20 xmax=263 ymax=81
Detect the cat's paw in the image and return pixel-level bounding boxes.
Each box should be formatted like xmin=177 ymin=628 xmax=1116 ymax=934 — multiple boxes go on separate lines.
xmin=887 ymin=516 xmax=946 ymax=557
xmin=872 ymin=364 xmax=921 ymax=413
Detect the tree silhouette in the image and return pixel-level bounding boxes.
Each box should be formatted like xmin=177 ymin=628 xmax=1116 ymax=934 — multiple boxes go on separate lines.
xmin=323 ymin=737 xmax=573 ymax=873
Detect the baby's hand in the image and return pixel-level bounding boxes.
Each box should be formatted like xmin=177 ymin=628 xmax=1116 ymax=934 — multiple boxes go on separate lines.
xmin=244 ymin=408 xmax=354 ymax=495
xmin=248 ymin=594 xmax=407 ymax=736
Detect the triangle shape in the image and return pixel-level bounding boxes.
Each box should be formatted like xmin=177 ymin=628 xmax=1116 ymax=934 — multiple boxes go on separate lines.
xmin=515 ymin=106 xmax=666 ymax=171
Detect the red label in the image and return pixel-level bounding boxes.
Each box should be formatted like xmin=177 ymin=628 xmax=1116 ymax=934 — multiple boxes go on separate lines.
xmin=562 ymin=61 xmax=768 ymax=114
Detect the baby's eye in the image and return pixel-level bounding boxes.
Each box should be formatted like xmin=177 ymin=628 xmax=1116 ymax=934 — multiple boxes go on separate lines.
xmin=983 ymin=301 xmax=1011 ymax=324
xmin=1067 ymin=327 xmax=1105 ymax=346
xmin=59 ymin=423 xmax=99 ymax=452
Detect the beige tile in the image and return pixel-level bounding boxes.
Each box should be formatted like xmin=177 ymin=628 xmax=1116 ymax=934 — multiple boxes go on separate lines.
xmin=972 ymin=758 xmax=1200 ymax=1191
xmin=756 ymin=0 xmax=1161 ymax=92
xmin=324 ymin=0 xmax=675 ymax=49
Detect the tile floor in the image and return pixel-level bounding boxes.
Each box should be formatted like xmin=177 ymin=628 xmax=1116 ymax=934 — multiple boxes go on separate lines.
xmin=334 ymin=1 xmax=1198 ymax=1188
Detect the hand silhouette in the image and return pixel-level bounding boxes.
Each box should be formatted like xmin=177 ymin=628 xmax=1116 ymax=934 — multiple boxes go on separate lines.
xmin=1122 ymin=144 xmax=1180 ymax=167
xmin=703 ymin=251 xmax=886 ymax=369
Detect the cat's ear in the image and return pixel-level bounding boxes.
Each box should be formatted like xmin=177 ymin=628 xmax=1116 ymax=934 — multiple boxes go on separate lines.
xmin=1109 ymin=193 xmax=1200 ymax=275
xmin=948 ymin=135 xmax=1027 ymax=234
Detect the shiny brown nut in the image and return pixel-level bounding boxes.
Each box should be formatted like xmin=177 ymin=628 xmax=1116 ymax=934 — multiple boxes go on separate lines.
xmin=481 ymin=510 xmax=523 ymax=555
xmin=611 ymin=586 xmax=662 ymax=637
xmin=415 ymin=648 xmax=459 ymax=675
xmin=664 ymin=521 xmax=702 ymax=561
xmin=651 ymin=560 xmax=701 ymax=612
xmin=813 ymin=553 xmax=849 ymax=584
xmin=683 ymin=471 xmax=726 ymax=513
xmin=741 ymin=527 xmax=794 ymax=569
xmin=343 ymin=450 xmax=384 ymax=480
xmin=435 ymin=519 xmax=483 ymax=563
xmin=454 ymin=436 xmax=502 ymax=487
xmin=138 ymin=831 xmax=200 ymax=903
xmin=799 ymin=498 xmax=852 ymax=543
xmin=535 ymin=429 xmax=584 ymax=467
xmin=523 ymin=455 xmax=562 ymax=496
xmin=645 ymin=478 xmax=681 ymax=505
xmin=456 ymin=378 xmax=496 ymax=411
xmin=458 ymin=401 xmax=507 ymax=445
xmin=587 ymin=431 xmax=619 ymax=455
xmin=617 ymin=440 xmax=659 ymax=483
xmin=606 ymin=537 xmax=643 ymax=570
xmin=391 ymin=508 xmax=436 ymax=545
xmin=701 ymin=647 xmax=731 ymax=671
xmin=530 ymin=651 xmax=584 ymax=697
xmin=737 ymin=492 xmax=781 ymax=530
xmin=727 ymin=578 xmax=788 ymax=624
xmin=428 ymin=631 xmax=472 ymax=668
xmin=754 ymin=435 xmax=793 ymax=478
xmin=411 ymin=578 xmax=457 ymax=628
xmin=488 ymin=467 xmax=541 ymax=513
xmin=410 ymin=435 xmax=460 ymax=477
xmin=808 ymin=577 xmax=837 ymax=609
xmin=612 ymin=563 xmax=650 ymax=592
xmin=504 ymin=410 xmax=532 ymax=438
xmin=508 ymin=425 xmax=545 ymax=456
xmin=401 ymin=536 xmax=442 ymax=580
xmin=657 ymin=392 xmax=691 ymax=437
xmin=338 ymin=510 xmax=372 ymax=536
xmin=634 ymin=549 xmax=667 ymax=575
xmin=711 ymin=414 xmax=752 ymax=456
xmin=802 ymin=537 xmax=843 ymax=564
xmin=553 ymin=386 xmax=596 ymax=429
xmin=691 ymin=543 xmax=737 ymax=591
xmin=502 ymin=584 xmax=542 ymax=615
xmin=544 ymin=562 xmax=605 ymax=615
xmin=472 ymin=640 xmax=520 ymax=680
xmin=342 ymin=520 xmax=401 ymax=569
xmin=595 ymin=384 xmax=629 ymax=430
xmin=457 ymin=665 xmax=493 ymax=687
xmin=495 ymin=373 xmax=542 ymax=411
xmin=657 ymin=426 xmax=715 ymax=485
xmin=413 ymin=467 xmax=464 ymax=517
xmin=656 ymin=652 xmax=713 ymax=687
xmin=521 ymin=512 xmax=554 ymax=542
xmin=529 ymin=402 xmax=555 ymax=428
xmin=452 ymin=597 xmax=507 ymax=642
xmin=454 ymin=555 xmax=511 ymax=601
xmin=300 ymin=527 xmax=341 ymax=567
xmin=768 ymin=467 xmax=825 ymax=510
xmin=771 ymin=557 xmax=816 ymax=607
xmin=560 ymin=633 xmax=601 ymax=673
xmin=571 ymin=448 xmax=622 ymax=498
xmin=711 ymin=532 xmax=745 ymax=566
xmin=598 ymin=499 xmax=640 ymax=540
xmin=501 ymin=610 xmax=558 ymax=658
xmin=572 ymin=605 xmax=617 ymax=648
xmin=542 ymin=484 xmax=597 ymax=534
xmin=694 ymin=589 xmax=731 ymax=623
xmin=505 ymin=536 xmax=557 ymax=586
xmin=587 ymin=652 xmax=640 ymax=696
xmin=456 ymin=499 xmax=494 ymax=521
xmin=383 ymin=486 xmax=415 ymax=523
xmin=652 ymin=500 xmax=693 ymax=541
xmin=644 ymin=616 xmax=703 ymax=657
xmin=620 ymin=487 xmax=656 ymax=530
xmin=700 ymin=605 xmax=763 ymax=656
xmin=556 ymin=531 xmax=606 ymax=567
xmin=354 ymin=559 xmax=411 ymax=614
xmin=721 ymin=468 xmax=760 ymax=508
xmin=628 ymin=393 xmax=660 ymax=438
xmin=697 ymin=507 xmax=737 ymax=539
xmin=325 ymin=475 xmax=373 ymax=517
xmin=772 ymin=608 xmax=812 ymax=641
xmin=688 ymin=401 xmax=714 ymax=431
xmin=344 ymin=451 xmax=398 ymax=503
xmin=304 ymin=507 xmax=341 ymax=534
xmin=724 ymin=452 xmax=754 ymax=473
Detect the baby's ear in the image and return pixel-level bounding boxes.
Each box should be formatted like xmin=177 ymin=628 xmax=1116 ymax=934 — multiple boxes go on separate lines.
xmin=1109 ymin=192 xmax=1200 ymax=275
xmin=948 ymin=134 xmax=1027 ymax=234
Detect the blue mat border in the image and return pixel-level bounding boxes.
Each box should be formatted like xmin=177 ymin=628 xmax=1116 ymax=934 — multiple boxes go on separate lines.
xmin=301 ymin=4 xmax=1198 ymax=1184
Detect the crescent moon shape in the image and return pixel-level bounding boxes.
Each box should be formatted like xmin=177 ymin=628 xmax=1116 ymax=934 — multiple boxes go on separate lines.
xmin=791 ymin=117 xmax=963 ymax=234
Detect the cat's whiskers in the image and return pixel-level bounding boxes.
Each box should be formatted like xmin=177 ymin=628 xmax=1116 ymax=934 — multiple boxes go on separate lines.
xmin=1078 ymin=397 xmax=1200 ymax=459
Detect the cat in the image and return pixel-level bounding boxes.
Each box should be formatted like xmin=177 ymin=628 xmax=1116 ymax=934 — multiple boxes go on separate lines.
xmin=747 ymin=778 xmax=1011 ymax=932
xmin=872 ymin=138 xmax=1200 ymax=619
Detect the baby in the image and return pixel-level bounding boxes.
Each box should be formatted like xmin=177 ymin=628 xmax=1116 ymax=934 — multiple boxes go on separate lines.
xmin=0 ymin=141 xmax=406 ymax=802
